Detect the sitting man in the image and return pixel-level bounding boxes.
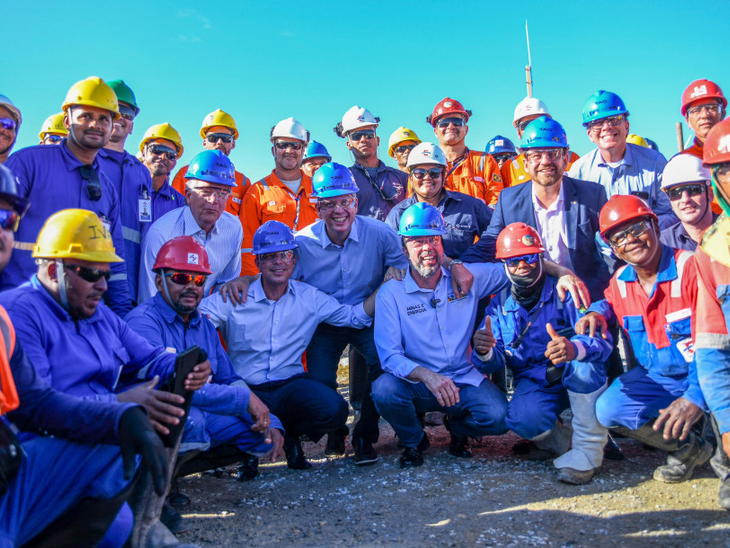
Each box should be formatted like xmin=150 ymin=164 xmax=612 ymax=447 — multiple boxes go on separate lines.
xmin=472 ymin=223 xmax=612 ymax=485
xmin=126 ymin=236 xmax=283 ymax=482
xmin=583 ymin=195 xmax=711 ymax=484
xmin=199 ymin=221 xmax=376 ymax=470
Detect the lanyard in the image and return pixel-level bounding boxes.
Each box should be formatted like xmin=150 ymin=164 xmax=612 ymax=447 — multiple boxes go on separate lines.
xmin=506 ymin=300 xmax=545 ymax=353
xmin=360 ymin=165 xmax=398 ymax=203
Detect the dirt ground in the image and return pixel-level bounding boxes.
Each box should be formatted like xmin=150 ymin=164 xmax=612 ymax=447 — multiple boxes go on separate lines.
xmin=176 ymin=366 xmax=730 ymax=547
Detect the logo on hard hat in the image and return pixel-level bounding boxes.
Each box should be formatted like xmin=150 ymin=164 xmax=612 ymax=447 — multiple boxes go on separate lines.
xmin=496 ymin=140 xmax=504 ymax=146
xmin=521 ymin=234 xmax=535 ymax=246
xmin=422 ymin=150 xmax=432 ymax=157
xmin=691 ymin=85 xmax=708 ymax=99
xmin=357 ymin=115 xmax=365 ymax=122
xmin=188 ymin=253 xmax=199 ymax=265
xmin=718 ymin=135 xmax=730 ymax=154
xmin=444 ymin=101 xmax=452 ymax=108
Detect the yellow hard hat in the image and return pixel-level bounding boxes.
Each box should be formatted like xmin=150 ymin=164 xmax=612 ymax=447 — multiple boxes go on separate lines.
xmin=139 ymin=123 xmax=184 ymax=158
xmin=33 ymin=209 xmax=123 ymax=263
xmin=62 ymin=77 xmax=120 ymax=120
xmin=626 ymin=134 xmax=649 ymax=148
xmin=200 ymin=109 xmax=239 ymax=140
xmin=388 ymin=127 xmax=421 ymax=158
xmin=38 ymin=113 xmax=68 ymax=141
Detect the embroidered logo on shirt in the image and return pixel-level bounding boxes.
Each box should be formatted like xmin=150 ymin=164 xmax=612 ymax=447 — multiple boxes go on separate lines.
xmin=406 ymin=303 xmax=427 ymax=316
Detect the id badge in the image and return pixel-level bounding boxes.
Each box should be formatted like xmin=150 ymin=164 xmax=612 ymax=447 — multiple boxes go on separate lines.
xmin=139 ymin=198 xmax=152 ymax=222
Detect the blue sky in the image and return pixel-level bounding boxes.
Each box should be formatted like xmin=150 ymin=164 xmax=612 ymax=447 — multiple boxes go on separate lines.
xmin=5 ymin=1 xmax=729 ymax=179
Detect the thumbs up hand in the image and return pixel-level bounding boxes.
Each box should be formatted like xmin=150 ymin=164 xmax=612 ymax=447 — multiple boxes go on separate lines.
xmin=544 ymin=322 xmax=577 ymax=365
xmin=473 ymin=316 xmax=496 ymax=355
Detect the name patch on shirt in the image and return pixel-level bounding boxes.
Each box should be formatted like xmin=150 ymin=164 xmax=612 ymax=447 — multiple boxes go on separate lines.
xmin=406 ymin=303 xmax=427 ymax=316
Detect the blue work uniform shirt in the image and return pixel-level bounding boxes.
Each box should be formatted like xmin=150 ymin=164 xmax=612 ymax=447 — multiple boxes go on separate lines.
xmin=151 ymin=177 xmax=185 ymax=223
xmin=349 ymin=161 xmax=407 ymax=221
xmin=385 ymin=190 xmax=493 ymax=259
xmin=3 ymin=141 xmax=132 ymax=316
xmin=660 ymin=214 xmax=717 ymax=251
xmin=293 ymin=216 xmax=408 ymax=305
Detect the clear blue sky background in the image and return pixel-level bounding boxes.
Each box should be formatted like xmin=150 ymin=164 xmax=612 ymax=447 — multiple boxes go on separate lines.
xmin=4 ymin=1 xmax=729 ymax=179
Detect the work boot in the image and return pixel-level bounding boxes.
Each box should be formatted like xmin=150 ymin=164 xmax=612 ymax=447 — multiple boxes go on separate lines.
xmin=530 ymin=421 xmax=572 ymax=459
xmin=284 ymin=436 xmax=312 ymax=470
xmin=352 ymin=435 xmax=379 ymax=466
xmin=443 ymin=415 xmax=472 ymax=458
xmin=399 ymin=434 xmax=430 ymax=469
xmin=603 ymin=433 xmax=625 ymax=460
xmin=324 ymin=425 xmax=348 ymax=457
xmin=235 ymin=453 xmax=259 ymax=481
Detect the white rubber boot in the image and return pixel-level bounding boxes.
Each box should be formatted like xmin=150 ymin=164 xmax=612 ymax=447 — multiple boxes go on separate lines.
xmin=555 ymin=383 xmax=608 ymax=485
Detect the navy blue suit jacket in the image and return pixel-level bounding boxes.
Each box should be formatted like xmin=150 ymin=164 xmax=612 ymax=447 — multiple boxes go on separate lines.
xmin=460 ymin=176 xmax=612 ymax=302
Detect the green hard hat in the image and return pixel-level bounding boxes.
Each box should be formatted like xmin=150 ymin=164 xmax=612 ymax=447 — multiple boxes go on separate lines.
xmin=107 ymin=80 xmax=139 ymax=115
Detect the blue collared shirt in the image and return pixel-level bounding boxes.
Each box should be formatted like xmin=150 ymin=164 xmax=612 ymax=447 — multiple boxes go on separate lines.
xmin=293 ymin=216 xmax=408 ymax=305
xmin=151 ymin=177 xmax=185 ymax=223
xmin=139 ymin=206 xmax=243 ymax=303
xmin=199 ymin=279 xmax=372 ymax=385
xmin=0 ymin=276 xmax=176 ymax=401
xmin=3 ymin=141 xmax=132 ymax=316
xmin=349 ymin=161 xmax=407 ymax=221
xmin=374 ymin=263 xmax=509 ymax=386
xmin=568 ymin=143 xmax=676 ymax=228
xmin=386 ymin=191 xmax=493 ymax=259
xmin=660 ymin=214 xmax=717 ymax=251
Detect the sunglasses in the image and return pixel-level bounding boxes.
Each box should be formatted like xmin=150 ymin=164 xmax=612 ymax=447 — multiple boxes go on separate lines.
xmin=79 ymin=165 xmax=102 ymax=201
xmin=0 ymin=209 xmax=20 ymax=232
xmin=258 ymin=250 xmax=296 ymax=263
xmin=516 ymin=119 xmax=533 ymax=132
xmin=318 ymin=196 xmax=357 ymax=211
xmin=206 ymin=133 xmax=234 ymax=144
xmin=608 ymin=220 xmax=651 ymax=248
xmin=411 ymin=167 xmax=443 ymax=181
xmin=665 ymin=183 xmax=707 ymax=201
xmin=504 ymin=253 xmax=539 ymax=268
xmin=436 ymin=117 xmax=466 ymax=129
xmin=65 ymin=263 xmax=111 ymax=283
xmin=275 ymin=141 xmax=303 ymax=151
xmin=586 ymin=114 xmax=626 ymax=131
xmin=0 ymin=118 xmax=16 ymax=131
xmin=394 ymin=145 xmax=415 ymax=154
xmin=118 ymin=104 xmax=136 ymax=121
xmin=44 ymin=134 xmax=64 ymax=144
xmin=148 ymin=144 xmax=177 ymax=160
xmin=687 ymin=103 xmax=722 ymax=117
xmin=493 ymin=153 xmax=514 ymax=164
xmin=349 ymin=130 xmax=375 ymax=141
xmin=525 ymin=149 xmax=565 ymax=163
xmin=165 ymin=272 xmax=207 ymax=287
xmin=404 ymin=235 xmax=441 ymax=247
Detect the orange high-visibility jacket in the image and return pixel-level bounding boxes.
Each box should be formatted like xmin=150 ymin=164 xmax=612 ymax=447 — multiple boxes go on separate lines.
xmin=501 ymin=151 xmax=581 ymax=188
xmin=0 ymin=306 xmax=19 ymax=416
xmin=444 ymin=149 xmax=503 ymax=206
xmin=172 ymin=165 xmax=252 ymax=217
xmin=239 ymin=171 xmax=318 ymax=275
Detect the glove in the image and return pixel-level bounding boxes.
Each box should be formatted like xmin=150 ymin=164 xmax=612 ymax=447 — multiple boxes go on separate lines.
xmin=118 ymin=407 xmax=168 ymax=496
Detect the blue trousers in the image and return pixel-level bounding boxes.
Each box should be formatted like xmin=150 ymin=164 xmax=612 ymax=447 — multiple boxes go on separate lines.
xmin=372 ymin=373 xmax=508 ymax=448
xmin=181 ymin=406 xmax=274 ymax=456
xmin=0 ymin=437 xmax=132 ymax=548
xmin=251 ymin=376 xmax=348 ymax=441
xmin=596 ymin=366 xmax=688 ymax=430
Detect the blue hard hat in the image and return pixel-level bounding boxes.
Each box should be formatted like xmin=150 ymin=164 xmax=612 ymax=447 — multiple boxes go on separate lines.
xmin=312 ymin=162 xmax=359 ymax=199
xmin=519 ymin=116 xmax=569 ymax=149
xmin=486 ymin=135 xmax=517 ymax=155
xmin=252 ymin=220 xmax=297 ymax=255
xmin=398 ymin=203 xmax=446 ymax=237
xmin=304 ymin=140 xmax=331 ymax=162
xmin=0 ymin=164 xmax=29 ymax=217
xmin=185 ymin=150 xmax=236 ymax=187
xmin=582 ymin=90 xmax=629 ymax=125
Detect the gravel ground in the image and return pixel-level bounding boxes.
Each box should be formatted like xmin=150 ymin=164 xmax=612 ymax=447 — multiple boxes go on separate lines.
xmin=174 ymin=367 xmax=730 ymax=547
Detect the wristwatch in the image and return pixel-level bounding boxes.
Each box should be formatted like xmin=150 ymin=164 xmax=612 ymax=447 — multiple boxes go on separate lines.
xmin=447 ymin=259 xmax=463 ymax=272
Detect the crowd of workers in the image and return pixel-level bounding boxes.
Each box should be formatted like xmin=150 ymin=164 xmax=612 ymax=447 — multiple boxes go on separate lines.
xmin=0 ymin=75 xmax=729 ymax=546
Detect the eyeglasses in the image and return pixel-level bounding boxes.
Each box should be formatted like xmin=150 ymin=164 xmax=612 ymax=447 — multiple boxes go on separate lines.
xmin=318 ymin=196 xmax=357 ymax=211
xmin=206 ymin=133 xmax=234 ymax=144
xmin=258 ymin=250 xmax=296 ymax=263
xmin=274 ymin=141 xmax=303 ymax=151
xmin=148 ymin=144 xmax=177 ymax=160
xmin=65 ymin=263 xmax=111 ymax=283
xmin=436 ymin=117 xmax=466 ymax=129
xmin=349 ymin=130 xmax=376 ymax=141
xmin=404 ymin=235 xmax=442 ymax=247
xmin=665 ymin=183 xmax=707 ymax=201
xmin=44 ymin=134 xmax=64 ymax=144
xmin=190 ymin=186 xmax=232 ymax=200
xmin=516 ymin=119 xmax=533 ymax=132
xmin=687 ymin=103 xmax=722 ymax=117
xmin=79 ymin=165 xmax=102 ymax=201
xmin=165 ymin=272 xmax=207 ymax=287
xmin=524 ymin=149 xmax=565 ymax=163
xmin=394 ymin=145 xmax=416 ymax=154
xmin=493 ymin=153 xmax=514 ymax=164
xmin=586 ymin=115 xmax=626 ymax=131
xmin=0 ymin=118 xmax=16 ymax=131
xmin=504 ymin=253 xmax=539 ymax=268
xmin=608 ymin=220 xmax=652 ymax=248
xmin=0 ymin=209 xmax=20 ymax=232
xmin=411 ymin=167 xmax=443 ymax=181
xmin=118 ymin=104 xmax=136 ymax=121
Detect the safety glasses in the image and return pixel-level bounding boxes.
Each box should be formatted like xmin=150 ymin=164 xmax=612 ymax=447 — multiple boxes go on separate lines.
xmin=44 ymin=134 xmax=64 ymax=144
xmin=687 ymin=103 xmax=722 ymax=117
xmin=190 ymin=186 xmax=232 ymax=200
xmin=65 ymin=263 xmax=111 ymax=283
xmin=436 ymin=117 xmax=466 ymax=129
xmin=493 ymin=154 xmax=514 ymax=164
xmin=118 ymin=104 xmax=136 ymax=121
xmin=0 ymin=118 xmax=16 ymax=131
xmin=206 ymin=133 xmax=234 ymax=144
xmin=148 ymin=144 xmax=177 ymax=160
xmin=665 ymin=183 xmax=707 ymax=201
xmin=318 ymin=196 xmax=357 ymax=211
xmin=404 ymin=235 xmax=442 ymax=247
xmin=0 ymin=209 xmax=20 ymax=232
xmin=394 ymin=145 xmax=415 ymax=154
xmin=411 ymin=168 xmax=443 ymax=181
xmin=503 ymin=253 xmax=539 ymax=268
xmin=516 ymin=119 xmax=533 ymax=132
xmin=608 ymin=220 xmax=651 ymax=248
xmin=349 ymin=130 xmax=375 ymax=141
xmin=525 ymin=149 xmax=564 ymax=163
xmin=165 ymin=272 xmax=207 ymax=287
xmin=258 ymin=250 xmax=295 ymax=263
xmin=274 ymin=141 xmax=303 ymax=151
xmin=79 ymin=165 xmax=102 ymax=202
xmin=586 ymin=114 xmax=626 ymax=131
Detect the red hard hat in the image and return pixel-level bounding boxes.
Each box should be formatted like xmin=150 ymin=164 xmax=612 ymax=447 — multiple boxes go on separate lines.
xmin=152 ymin=236 xmax=212 ymax=274
xmin=599 ymin=195 xmax=658 ymax=242
xmin=427 ymin=97 xmax=472 ymax=127
xmin=495 ymin=223 xmax=545 ymax=259
xmin=703 ymin=117 xmax=730 ymax=166
xmin=680 ymin=79 xmax=727 ymax=116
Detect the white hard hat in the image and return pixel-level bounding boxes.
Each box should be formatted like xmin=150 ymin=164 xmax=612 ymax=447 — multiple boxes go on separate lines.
xmin=336 ymin=106 xmax=380 ymax=137
xmin=661 ymin=154 xmax=711 ymax=190
xmin=0 ymin=94 xmax=22 ymax=127
xmin=270 ymin=117 xmax=309 ymax=144
xmin=406 ymin=142 xmax=447 ymax=169
xmin=513 ymin=97 xmax=550 ymax=126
